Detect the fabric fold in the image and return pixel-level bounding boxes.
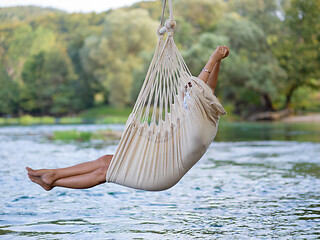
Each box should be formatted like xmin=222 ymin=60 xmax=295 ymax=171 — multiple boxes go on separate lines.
xmin=105 ymin=31 xmax=225 ymax=191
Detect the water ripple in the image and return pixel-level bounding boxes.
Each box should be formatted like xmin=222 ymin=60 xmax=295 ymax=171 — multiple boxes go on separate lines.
xmin=0 ymin=124 xmax=319 ymax=239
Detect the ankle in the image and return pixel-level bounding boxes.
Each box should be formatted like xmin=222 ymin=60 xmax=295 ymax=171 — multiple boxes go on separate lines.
xmin=49 ymin=169 xmax=58 ymax=182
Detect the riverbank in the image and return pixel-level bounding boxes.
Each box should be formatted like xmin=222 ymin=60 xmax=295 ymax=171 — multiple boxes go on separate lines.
xmin=0 ymin=115 xmax=128 ymax=126
xmin=0 ymin=106 xmax=131 ymax=126
xmin=1 ymin=109 xmax=319 ymax=126
xmin=281 ymin=113 xmax=320 ymax=123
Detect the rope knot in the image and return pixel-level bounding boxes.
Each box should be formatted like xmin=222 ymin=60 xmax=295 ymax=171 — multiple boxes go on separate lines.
xmin=158 ymin=19 xmax=176 ymax=37
xmin=165 ymin=19 xmax=176 ymax=33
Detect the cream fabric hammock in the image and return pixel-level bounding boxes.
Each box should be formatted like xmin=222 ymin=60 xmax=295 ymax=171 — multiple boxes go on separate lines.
xmin=106 ymin=0 xmax=226 ymax=191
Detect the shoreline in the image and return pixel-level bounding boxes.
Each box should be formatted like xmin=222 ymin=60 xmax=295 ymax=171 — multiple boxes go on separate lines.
xmin=1 ymin=113 xmax=319 ymax=126
xmin=281 ymin=113 xmax=320 ymax=123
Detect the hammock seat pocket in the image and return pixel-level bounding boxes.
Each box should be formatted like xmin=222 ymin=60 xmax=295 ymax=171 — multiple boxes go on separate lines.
xmin=106 ymin=75 xmax=226 ymax=191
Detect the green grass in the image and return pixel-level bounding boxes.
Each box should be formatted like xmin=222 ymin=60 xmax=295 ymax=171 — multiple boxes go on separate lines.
xmin=0 ymin=115 xmax=129 ymax=126
xmin=51 ymin=129 xmax=122 ymax=142
xmin=40 ymin=116 xmax=56 ymax=124
xmin=0 ymin=115 xmax=56 ymax=125
xmin=0 ymin=104 xmax=242 ymax=126
xmin=59 ymin=117 xmax=83 ymax=124
xmin=53 ymin=130 xmax=92 ymax=142
xmin=80 ymin=105 xmax=132 ymax=119
xmin=96 ymin=116 xmax=128 ymax=124
xmin=0 ymin=117 xmax=19 ymax=125
xmin=0 ymin=105 xmax=133 ymax=126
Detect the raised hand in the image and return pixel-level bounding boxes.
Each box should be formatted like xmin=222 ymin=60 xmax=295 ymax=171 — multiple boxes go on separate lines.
xmin=210 ymin=46 xmax=229 ymax=62
xmin=221 ymin=46 xmax=229 ymax=59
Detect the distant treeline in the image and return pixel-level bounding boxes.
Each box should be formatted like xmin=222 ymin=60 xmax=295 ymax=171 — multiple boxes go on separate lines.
xmin=0 ymin=0 xmax=319 ymax=117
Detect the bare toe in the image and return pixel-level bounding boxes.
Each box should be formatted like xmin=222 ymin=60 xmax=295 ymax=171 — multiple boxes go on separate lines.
xmin=28 ymin=174 xmax=53 ymax=191
xmin=26 ymin=167 xmax=55 ymax=185
xmin=26 ymin=167 xmax=40 ymax=176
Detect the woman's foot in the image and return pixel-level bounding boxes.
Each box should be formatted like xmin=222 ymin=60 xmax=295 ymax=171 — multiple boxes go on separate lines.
xmin=27 ymin=173 xmax=54 ymax=191
xmin=26 ymin=167 xmax=56 ymax=185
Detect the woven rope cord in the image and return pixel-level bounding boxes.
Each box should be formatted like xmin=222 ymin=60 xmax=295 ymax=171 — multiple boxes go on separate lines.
xmin=131 ymin=0 xmax=192 ymax=126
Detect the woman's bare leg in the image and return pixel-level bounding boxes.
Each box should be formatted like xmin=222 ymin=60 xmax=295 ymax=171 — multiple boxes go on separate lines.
xmin=26 ymin=158 xmax=98 ymax=185
xmin=52 ymin=166 xmax=109 ymax=189
xmin=26 ymin=155 xmax=113 ymax=190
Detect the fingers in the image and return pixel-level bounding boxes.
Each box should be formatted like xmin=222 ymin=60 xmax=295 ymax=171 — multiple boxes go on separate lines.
xmin=223 ymin=48 xmax=227 ymax=56
xmin=221 ymin=46 xmax=229 ymax=59
xmin=211 ymin=45 xmax=230 ymax=61
xmin=222 ymin=46 xmax=229 ymax=51
xmin=216 ymin=46 xmax=225 ymax=57
xmin=225 ymin=46 xmax=230 ymax=57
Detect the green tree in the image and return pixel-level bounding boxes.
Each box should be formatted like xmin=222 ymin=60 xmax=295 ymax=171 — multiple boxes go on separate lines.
xmin=216 ymin=16 xmax=286 ymax=113
xmin=5 ymin=25 xmax=56 ymax=82
xmin=174 ymin=0 xmax=227 ymax=33
xmin=131 ymin=0 xmax=163 ymax=20
xmin=20 ymin=49 xmax=79 ymax=115
xmin=0 ymin=66 xmax=19 ymax=115
xmin=274 ymin=0 xmax=320 ymax=108
xmin=0 ymin=6 xmax=64 ymax=24
xmin=80 ymin=8 xmax=158 ymax=107
xmin=68 ymin=36 xmax=97 ymax=110
xmin=227 ymin=0 xmax=285 ymax=35
xmin=183 ymin=33 xmax=229 ymax=75
xmin=184 ymin=16 xmax=286 ymax=114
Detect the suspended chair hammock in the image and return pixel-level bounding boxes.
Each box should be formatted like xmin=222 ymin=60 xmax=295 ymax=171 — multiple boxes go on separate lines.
xmin=106 ymin=0 xmax=226 ymax=191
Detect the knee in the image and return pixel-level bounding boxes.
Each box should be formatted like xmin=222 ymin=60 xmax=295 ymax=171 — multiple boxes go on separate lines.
xmin=98 ymin=154 xmax=113 ymax=168
xmin=95 ymin=165 xmax=108 ymax=184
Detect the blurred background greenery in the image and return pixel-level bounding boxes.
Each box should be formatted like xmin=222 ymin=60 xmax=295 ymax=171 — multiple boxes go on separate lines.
xmin=0 ymin=0 xmax=319 ymax=123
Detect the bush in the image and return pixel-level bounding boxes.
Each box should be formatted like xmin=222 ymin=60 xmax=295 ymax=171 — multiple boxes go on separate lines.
xmin=96 ymin=116 xmax=128 ymax=124
xmin=19 ymin=115 xmax=37 ymax=125
xmin=53 ymin=130 xmax=92 ymax=142
xmin=59 ymin=117 xmax=82 ymax=124
xmin=40 ymin=116 xmax=55 ymax=124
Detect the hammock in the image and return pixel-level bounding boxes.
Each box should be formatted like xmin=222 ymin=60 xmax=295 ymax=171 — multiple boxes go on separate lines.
xmin=105 ymin=0 xmax=226 ymax=191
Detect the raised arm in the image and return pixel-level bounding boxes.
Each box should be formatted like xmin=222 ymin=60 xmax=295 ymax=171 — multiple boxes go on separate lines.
xmin=198 ymin=46 xmax=229 ymax=94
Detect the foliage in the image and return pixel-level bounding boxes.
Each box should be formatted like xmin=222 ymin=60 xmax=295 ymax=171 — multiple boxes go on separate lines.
xmin=80 ymin=105 xmax=132 ymax=119
xmin=5 ymin=25 xmax=57 ymax=82
xmin=291 ymin=86 xmax=320 ymax=112
xmin=227 ymin=0 xmax=283 ymax=35
xmin=0 ymin=66 xmax=19 ymax=114
xmin=273 ymin=0 xmax=320 ymax=107
xmin=96 ymin=116 xmax=128 ymax=124
xmin=79 ymin=8 xmax=158 ymax=107
xmin=174 ymin=0 xmax=227 ymax=33
xmin=20 ymin=49 xmax=79 ymax=115
xmin=183 ymin=33 xmax=230 ymax=75
xmin=53 ymin=130 xmax=92 ymax=142
xmin=0 ymin=6 xmax=64 ymax=24
xmin=0 ymin=1 xmax=319 ymax=118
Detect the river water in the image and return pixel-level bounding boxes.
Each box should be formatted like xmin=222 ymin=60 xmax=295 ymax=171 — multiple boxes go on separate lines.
xmin=0 ymin=122 xmax=319 ymax=239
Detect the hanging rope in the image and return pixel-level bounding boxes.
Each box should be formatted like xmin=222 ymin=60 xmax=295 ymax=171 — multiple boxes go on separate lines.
xmin=160 ymin=0 xmax=167 ymax=26
xmin=158 ymin=0 xmax=175 ymax=35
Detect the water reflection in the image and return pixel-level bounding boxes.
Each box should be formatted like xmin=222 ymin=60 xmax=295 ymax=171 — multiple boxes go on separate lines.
xmin=216 ymin=121 xmax=320 ymax=142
